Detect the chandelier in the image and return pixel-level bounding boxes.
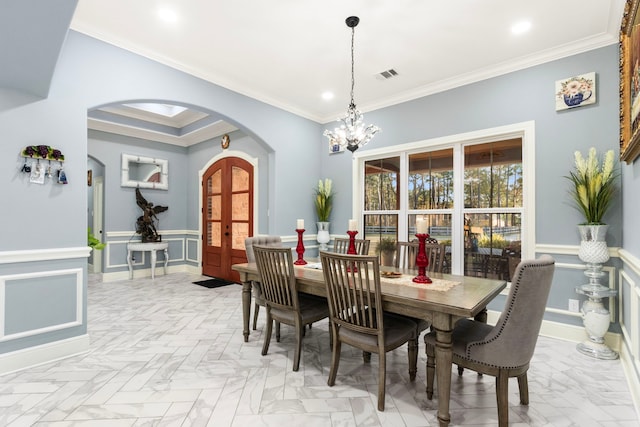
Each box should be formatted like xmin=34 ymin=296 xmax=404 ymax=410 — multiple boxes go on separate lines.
xmin=324 ymin=16 xmax=380 ymax=153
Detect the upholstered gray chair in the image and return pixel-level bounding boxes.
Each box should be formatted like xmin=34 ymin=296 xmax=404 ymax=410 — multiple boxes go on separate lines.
xmin=320 ymin=251 xmax=418 ymax=411
xmin=253 ymin=245 xmax=330 ymax=371
xmin=244 ymin=236 xmax=282 ymax=330
xmin=333 ymin=238 xmax=371 ymax=255
xmin=424 ymin=255 xmax=555 ymax=426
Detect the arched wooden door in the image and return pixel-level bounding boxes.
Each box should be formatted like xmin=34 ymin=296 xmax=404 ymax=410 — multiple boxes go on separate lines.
xmin=202 ymin=157 xmax=253 ymax=281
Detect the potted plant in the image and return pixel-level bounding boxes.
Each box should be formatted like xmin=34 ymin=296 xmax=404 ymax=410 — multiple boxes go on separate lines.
xmin=565 ymin=147 xmax=617 ymax=264
xmin=314 ymin=178 xmax=333 ymax=250
xmin=88 ymin=228 xmax=106 ymax=251
xmin=376 ymin=237 xmax=396 ymax=266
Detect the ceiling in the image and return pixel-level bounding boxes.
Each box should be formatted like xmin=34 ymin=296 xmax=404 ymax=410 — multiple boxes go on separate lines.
xmin=3 ymin=1 xmax=627 ymax=147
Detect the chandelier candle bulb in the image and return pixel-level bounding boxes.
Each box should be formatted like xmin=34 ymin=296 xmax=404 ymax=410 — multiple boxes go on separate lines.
xmin=348 ymin=219 xmax=357 ymax=231
xmin=416 ymin=219 xmax=428 ymax=235
xmin=297 ymin=219 xmax=304 ymax=230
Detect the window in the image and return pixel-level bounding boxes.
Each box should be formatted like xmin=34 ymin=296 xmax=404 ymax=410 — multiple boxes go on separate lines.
xmin=356 ymin=122 xmax=533 ymax=279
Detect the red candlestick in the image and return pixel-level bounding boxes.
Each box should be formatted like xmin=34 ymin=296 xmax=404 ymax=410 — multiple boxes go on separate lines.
xmin=294 ymin=229 xmax=307 ymax=265
xmin=346 ymin=230 xmax=358 ymax=272
xmin=413 ymin=233 xmax=432 ymax=284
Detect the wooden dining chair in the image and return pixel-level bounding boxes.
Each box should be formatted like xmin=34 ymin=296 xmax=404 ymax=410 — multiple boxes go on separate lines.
xmin=395 ymin=241 xmax=446 ymax=273
xmin=252 ymin=245 xmax=330 ymax=371
xmin=424 ymin=255 xmax=556 ymax=426
xmin=333 ymin=237 xmax=371 ymax=255
xmin=244 ymin=236 xmax=282 ymax=330
xmin=320 ymin=251 xmax=418 ymax=411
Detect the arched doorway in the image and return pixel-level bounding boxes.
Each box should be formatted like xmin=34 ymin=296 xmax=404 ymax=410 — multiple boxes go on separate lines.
xmin=202 ymin=156 xmax=254 ymax=281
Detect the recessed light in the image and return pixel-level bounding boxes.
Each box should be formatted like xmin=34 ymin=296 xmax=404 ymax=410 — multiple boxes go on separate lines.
xmin=157 ymin=8 xmax=178 ymax=23
xmin=322 ymin=92 xmax=334 ymax=101
xmin=511 ymin=21 xmax=531 ymax=35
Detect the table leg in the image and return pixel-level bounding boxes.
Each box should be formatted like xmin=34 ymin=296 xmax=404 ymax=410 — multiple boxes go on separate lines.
xmin=432 ymin=313 xmax=454 ymax=427
xmin=127 ymin=249 xmax=134 ymax=279
xmin=150 ymin=249 xmax=157 ymax=279
xmin=238 ymin=273 xmax=251 ymax=342
xmin=163 ymin=248 xmax=169 ymax=276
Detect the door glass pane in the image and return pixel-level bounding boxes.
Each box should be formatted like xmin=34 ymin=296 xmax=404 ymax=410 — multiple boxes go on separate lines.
xmin=408 ymin=149 xmax=454 ymax=209
xmin=232 ymin=222 xmax=249 ymax=250
xmin=208 ymin=222 xmax=221 ymax=247
xmin=209 ymin=195 xmax=221 ymax=220
xmin=464 ymin=140 xmax=522 ymax=208
xmin=364 ymin=157 xmax=399 ymax=211
xmin=210 ymin=170 xmax=222 ymax=194
xmin=232 ymin=167 xmax=249 ymax=192
xmin=232 ymin=193 xmax=249 ymax=221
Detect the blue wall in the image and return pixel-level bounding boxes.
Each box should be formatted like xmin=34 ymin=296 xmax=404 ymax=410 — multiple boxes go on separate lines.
xmin=1 ymin=28 xmax=638 ymax=388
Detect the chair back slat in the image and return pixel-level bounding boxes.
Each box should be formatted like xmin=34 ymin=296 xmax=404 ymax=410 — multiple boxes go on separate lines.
xmin=333 ymin=238 xmax=371 ymax=255
xmin=253 ymin=245 xmax=298 ymax=311
xmin=321 ymin=252 xmax=383 ymax=336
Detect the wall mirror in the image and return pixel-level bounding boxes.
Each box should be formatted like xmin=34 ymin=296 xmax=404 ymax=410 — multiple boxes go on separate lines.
xmin=121 ymin=154 xmax=168 ymax=190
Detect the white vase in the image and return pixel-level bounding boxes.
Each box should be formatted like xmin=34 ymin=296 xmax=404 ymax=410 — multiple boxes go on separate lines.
xmin=317 ymin=222 xmax=330 ymax=251
xmin=577 ymin=224 xmax=609 ymax=264
xmin=575 ymin=223 xmax=618 ymax=359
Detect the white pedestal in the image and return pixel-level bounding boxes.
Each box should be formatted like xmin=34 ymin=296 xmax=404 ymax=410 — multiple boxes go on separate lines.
xmin=127 ymin=242 xmax=169 ymax=279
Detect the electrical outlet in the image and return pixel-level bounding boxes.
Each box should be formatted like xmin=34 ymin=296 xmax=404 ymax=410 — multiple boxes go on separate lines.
xmin=568 ymin=299 xmax=580 ymax=313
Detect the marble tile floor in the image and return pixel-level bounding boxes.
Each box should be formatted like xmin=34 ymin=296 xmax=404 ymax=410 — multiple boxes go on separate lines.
xmin=0 ymin=272 xmax=638 ymax=426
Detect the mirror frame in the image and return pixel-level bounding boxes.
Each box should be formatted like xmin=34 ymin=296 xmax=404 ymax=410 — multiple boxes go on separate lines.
xmin=121 ymin=153 xmax=168 ymax=190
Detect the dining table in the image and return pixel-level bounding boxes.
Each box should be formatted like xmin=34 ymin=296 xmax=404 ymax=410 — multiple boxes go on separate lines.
xmin=231 ymin=260 xmax=506 ymax=427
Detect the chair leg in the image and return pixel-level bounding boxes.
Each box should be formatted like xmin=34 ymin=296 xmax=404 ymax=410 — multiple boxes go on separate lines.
xmin=328 ymin=336 xmax=341 ymax=386
xmin=377 ymin=351 xmax=386 ymax=411
xmin=293 ymin=319 xmax=303 ymax=372
xmin=262 ymin=314 xmax=273 ymax=356
xmin=496 ymin=370 xmax=510 ymax=427
xmin=408 ymin=337 xmax=418 ymax=381
xmin=252 ymin=303 xmax=260 ymax=330
xmin=363 ymin=351 xmax=371 ymax=363
xmin=426 ymin=344 xmax=435 ymax=400
xmin=517 ymin=372 xmax=529 ymax=405
xmin=276 ymin=321 xmax=281 ymax=342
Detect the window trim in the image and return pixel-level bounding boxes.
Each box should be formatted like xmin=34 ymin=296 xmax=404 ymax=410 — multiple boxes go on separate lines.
xmin=352 ymin=121 xmax=536 ymax=272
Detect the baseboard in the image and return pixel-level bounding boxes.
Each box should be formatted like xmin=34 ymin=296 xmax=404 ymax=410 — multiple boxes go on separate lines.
xmin=0 ymin=334 xmax=90 ymax=376
xmin=101 ymin=264 xmax=192 ymax=282
xmin=486 ymin=310 xmax=622 ymax=351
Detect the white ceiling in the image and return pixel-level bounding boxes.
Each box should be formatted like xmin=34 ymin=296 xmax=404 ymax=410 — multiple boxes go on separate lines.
xmin=72 ymin=0 xmax=625 ymax=142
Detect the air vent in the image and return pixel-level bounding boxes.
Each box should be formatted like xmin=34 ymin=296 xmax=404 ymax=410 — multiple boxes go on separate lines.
xmin=376 ymin=69 xmax=398 ymax=80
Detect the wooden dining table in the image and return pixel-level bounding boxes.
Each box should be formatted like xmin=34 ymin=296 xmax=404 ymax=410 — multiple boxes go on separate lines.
xmin=232 ymin=261 xmax=506 ymax=427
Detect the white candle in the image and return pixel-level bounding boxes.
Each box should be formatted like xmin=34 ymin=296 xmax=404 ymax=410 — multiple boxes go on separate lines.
xmin=297 ymin=219 xmax=304 ymax=230
xmin=348 ymin=219 xmax=357 ymax=231
xmin=416 ymin=219 xmax=428 ymax=234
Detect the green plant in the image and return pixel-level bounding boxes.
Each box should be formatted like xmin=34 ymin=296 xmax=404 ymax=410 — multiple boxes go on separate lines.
xmin=376 ymin=237 xmax=396 ymax=254
xmin=314 ymin=178 xmax=333 ymax=222
xmin=566 ymin=147 xmax=617 ymax=224
xmin=477 ymin=234 xmax=508 ymax=249
xmin=88 ymin=228 xmax=106 ymax=250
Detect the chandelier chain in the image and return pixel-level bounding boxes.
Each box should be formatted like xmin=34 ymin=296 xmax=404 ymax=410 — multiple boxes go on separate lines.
xmin=350 ymin=26 xmax=355 ymax=106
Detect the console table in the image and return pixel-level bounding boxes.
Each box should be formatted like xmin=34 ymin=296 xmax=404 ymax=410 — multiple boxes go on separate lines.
xmin=127 ymin=242 xmax=169 ymax=279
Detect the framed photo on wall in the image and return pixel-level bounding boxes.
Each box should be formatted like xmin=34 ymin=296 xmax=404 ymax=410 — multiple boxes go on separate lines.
xmin=620 ymin=0 xmax=640 ymax=163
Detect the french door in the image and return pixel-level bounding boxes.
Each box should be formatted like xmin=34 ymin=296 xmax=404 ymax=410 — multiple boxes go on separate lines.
xmin=202 ymin=157 xmax=253 ymax=281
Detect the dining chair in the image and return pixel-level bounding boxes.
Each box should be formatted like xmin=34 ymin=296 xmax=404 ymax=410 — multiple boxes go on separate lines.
xmin=244 ymin=236 xmax=282 ymax=330
xmin=395 ymin=241 xmax=445 ymax=273
xmin=252 ymin=245 xmax=330 ymax=371
xmin=424 ymin=255 xmax=555 ymax=426
xmin=333 ymin=237 xmax=371 ymax=255
xmin=320 ymin=251 xmax=418 ymax=411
